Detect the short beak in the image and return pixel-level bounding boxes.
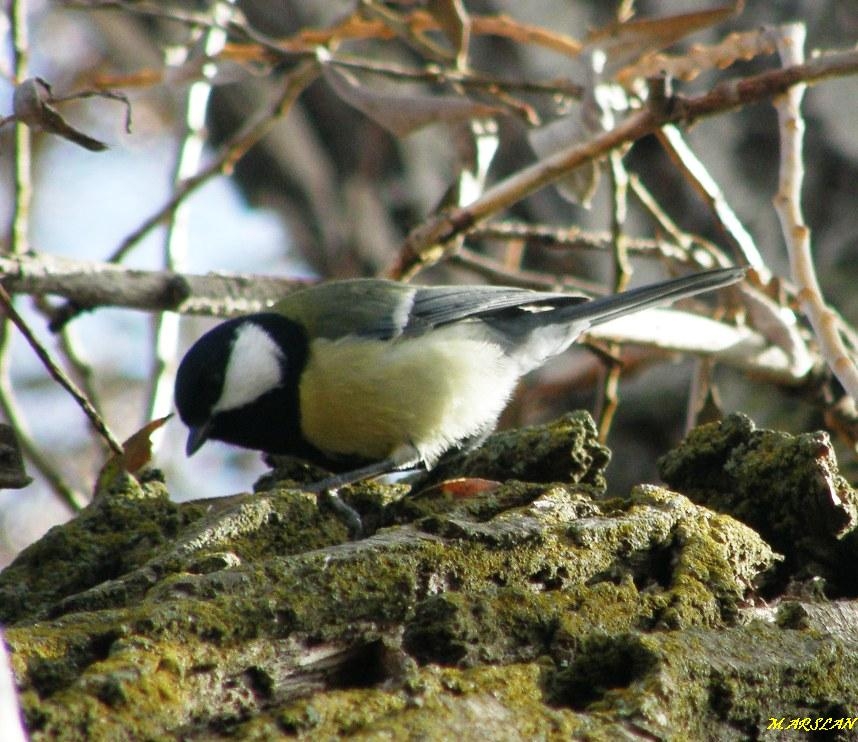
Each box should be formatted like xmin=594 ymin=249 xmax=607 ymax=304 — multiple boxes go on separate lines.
xmin=185 ymin=423 xmax=211 ymax=456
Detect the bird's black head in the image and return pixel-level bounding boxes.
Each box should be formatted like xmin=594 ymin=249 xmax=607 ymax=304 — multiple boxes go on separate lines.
xmin=174 ymin=313 xmax=309 ymax=456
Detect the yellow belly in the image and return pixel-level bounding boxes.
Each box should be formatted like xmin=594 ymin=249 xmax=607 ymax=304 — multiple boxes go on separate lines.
xmin=298 ymin=327 xmax=517 ymax=465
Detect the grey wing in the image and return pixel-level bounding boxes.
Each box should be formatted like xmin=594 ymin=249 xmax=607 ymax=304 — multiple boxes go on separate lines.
xmin=276 ymin=279 xmax=420 ymax=340
xmin=406 ymin=284 xmax=588 ymax=334
xmin=277 ymin=278 xmax=589 ymax=340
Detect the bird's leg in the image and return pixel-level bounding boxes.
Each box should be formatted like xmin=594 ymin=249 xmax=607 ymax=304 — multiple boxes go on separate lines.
xmin=305 ymin=458 xmax=399 ymax=493
xmin=304 ymin=457 xmax=402 ymax=539
xmin=315 ymin=489 xmax=364 ymax=538
xmin=303 ymin=446 xmax=425 ymax=538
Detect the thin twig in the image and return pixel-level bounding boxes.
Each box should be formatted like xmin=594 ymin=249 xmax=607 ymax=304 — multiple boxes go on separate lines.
xmin=66 ymin=1 xmax=584 ymax=62
xmin=48 ymin=59 xmax=320 ymax=328
xmin=387 ymin=46 xmax=858 ymax=279
xmin=470 ymin=222 xmax=694 ymax=264
xmin=0 ymin=350 xmax=85 ymax=511
xmin=589 ymin=308 xmax=806 ymax=386
xmin=1 ymin=0 xmax=85 ymax=511
xmin=772 ymin=25 xmax=858 ymax=405
xmin=327 ymin=53 xmax=583 ymax=98
xmin=608 ymin=154 xmax=632 ymax=291
xmin=617 ymin=28 xmax=779 ymax=87
xmin=32 ymin=295 xmax=103 ymax=412
xmin=627 ymin=175 xmax=730 ymax=268
xmin=0 ymin=252 xmax=309 ymax=319
xmin=0 ymin=254 xmax=810 ymax=385
xmin=0 ymin=285 xmax=123 ymax=456
xmin=359 ymin=0 xmax=455 ymax=63
xmin=108 ymin=60 xmax=320 ymax=267
xmin=656 ymin=124 xmax=766 ymax=275
xmin=449 ymin=248 xmax=603 ymax=293
xmin=595 ymin=151 xmax=631 ymax=442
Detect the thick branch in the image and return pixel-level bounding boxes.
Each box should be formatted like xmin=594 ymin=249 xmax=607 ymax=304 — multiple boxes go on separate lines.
xmin=0 ymin=253 xmax=809 ymax=385
xmin=0 ymin=253 xmax=306 ymax=322
xmin=388 ymin=47 xmax=858 ymax=278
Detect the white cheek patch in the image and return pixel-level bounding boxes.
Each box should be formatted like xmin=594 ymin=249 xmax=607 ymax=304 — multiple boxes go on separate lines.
xmin=214 ymin=322 xmax=284 ymax=413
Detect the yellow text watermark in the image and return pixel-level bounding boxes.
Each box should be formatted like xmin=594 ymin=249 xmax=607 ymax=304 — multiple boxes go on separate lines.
xmin=767 ymin=717 xmax=858 ymax=732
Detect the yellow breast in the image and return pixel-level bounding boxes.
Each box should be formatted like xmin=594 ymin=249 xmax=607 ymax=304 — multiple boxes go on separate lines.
xmin=298 ymin=325 xmax=518 ymax=465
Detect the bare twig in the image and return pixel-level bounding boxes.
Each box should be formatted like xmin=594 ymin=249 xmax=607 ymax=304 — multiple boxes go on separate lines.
xmin=617 ymin=28 xmax=778 ymax=86
xmin=737 ymin=281 xmax=813 ymax=379
xmin=628 ymin=175 xmax=730 ymax=268
xmin=8 ymin=7 xmax=31 ymax=256
xmin=0 ymin=294 xmax=122 ymax=511
xmin=1 ymin=0 xmax=85 ymax=511
xmin=449 ymin=248 xmax=603 ymax=293
xmin=387 ymin=46 xmax=858 ymax=279
xmin=0 ymin=355 xmax=85 ymax=511
xmin=0 ymin=252 xmax=307 ymax=318
xmin=470 ymin=222 xmax=695 ymax=264
xmin=359 ymin=0 xmax=456 ymax=63
xmin=607 ymin=154 xmax=632 ymax=294
xmin=590 ymin=308 xmax=806 ymax=385
xmin=0 ymin=286 xmax=123 ymax=457
xmin=105 ymin=62 xmax=319 ymax=269
xmin=328 ymin=52 xmax=583 ymax=99
xmin=595 ymin=152 xmax=631 ymax=442
xmin=66 ymin=2 xmax=584 ymax=64
xmin=48 ymin=59 xmax=320 ymax=328
xmin=30 ymin=295 xmax=104 ymax=413
xmin=656 ymin=124 xmax=767 ymax=275
xmin=772 ymin=25 xmax=858 ymax=406
xmin=0 ymin=252 xmax=812 ymax=385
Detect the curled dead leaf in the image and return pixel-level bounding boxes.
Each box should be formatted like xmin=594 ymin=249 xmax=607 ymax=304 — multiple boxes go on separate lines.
xmin=426 ymin=0 xmax=471 ymax=68
xmin=7 ymin=77 xmax=132 ymax=151
xmin=94 ymin=416 xmax=171 ymax=496
xmin=416 ymin=477 xmax=501 ymax=499
xmin=320 ymin=59 xmax=503 ymax=138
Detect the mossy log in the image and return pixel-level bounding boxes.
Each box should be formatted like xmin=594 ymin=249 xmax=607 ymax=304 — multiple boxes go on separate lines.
xmin=4 ymin=412 xmax=858 ymax=740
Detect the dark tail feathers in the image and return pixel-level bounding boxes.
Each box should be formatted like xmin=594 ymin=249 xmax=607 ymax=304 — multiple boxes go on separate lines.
xmin=558 ymin=266 xmax=744 ymax=328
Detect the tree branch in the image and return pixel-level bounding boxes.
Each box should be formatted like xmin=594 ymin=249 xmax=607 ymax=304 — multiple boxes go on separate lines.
xmin=387 ymin=46 xmax=858 ymax=279
xmin=0 ymin=253 xmax=811 ymax=386
xmin=0 ymin=253 xmax=307 ymax=325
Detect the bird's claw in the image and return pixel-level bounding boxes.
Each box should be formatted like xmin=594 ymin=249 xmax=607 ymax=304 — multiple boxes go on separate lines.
xmin=316 ymin=488 xmax=364 ymax=539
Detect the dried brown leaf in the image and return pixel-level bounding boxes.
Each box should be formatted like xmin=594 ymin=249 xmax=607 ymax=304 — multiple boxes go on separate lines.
xmin=11 ymin=78 xmax=108 ymax=151
xmin=121 ymin=416 xmax=172 ymax=475
xmin=617 ymin=29 xmax=778 ymax=85
xmin=241 ymin=10 xmax=581 ymax=60
xmin=426 ymin=0 xmax=471 ymax=67
xmin=321 ymin=61 xmax=503 ymax=137
xmin=470 ymin=14 xmax=582 ymax=57
xmin=95 ymin=416 xmax=171 ymax=496
xmin=360 ymin=0 xmax=453 ymax=61
xmin=416 ymin=477 xmax=501 ymax=499
xmin=584 ymin=2 xmax=742 ymax=76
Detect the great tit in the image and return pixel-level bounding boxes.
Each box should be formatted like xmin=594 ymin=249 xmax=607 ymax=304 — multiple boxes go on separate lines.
xmin=175 ymin=267 xmax=743 ymax=488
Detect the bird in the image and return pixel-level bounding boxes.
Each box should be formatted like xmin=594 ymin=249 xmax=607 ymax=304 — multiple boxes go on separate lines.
xmin=175 ymin=267 xmax=744 ymax=493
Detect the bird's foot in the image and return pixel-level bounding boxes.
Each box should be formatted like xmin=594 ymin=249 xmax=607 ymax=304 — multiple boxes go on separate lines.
xmin=314 ymin=488 xmax=364 ymax=539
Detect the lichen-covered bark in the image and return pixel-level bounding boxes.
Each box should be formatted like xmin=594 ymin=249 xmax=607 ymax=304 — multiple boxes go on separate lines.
xmin=4 ymin=412 xmax=858 ymax=740
xmin=659 ymin=412 xmax=858 ymax=594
